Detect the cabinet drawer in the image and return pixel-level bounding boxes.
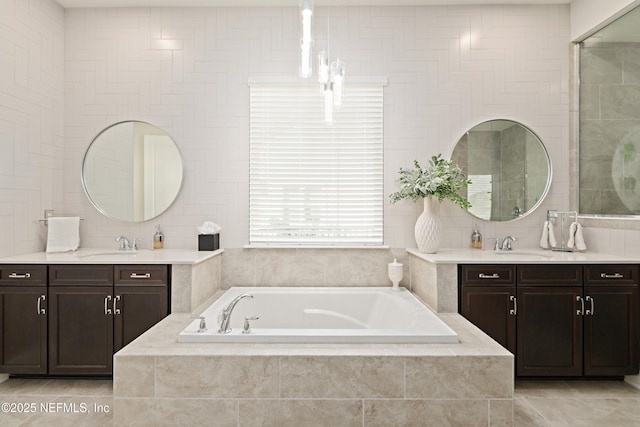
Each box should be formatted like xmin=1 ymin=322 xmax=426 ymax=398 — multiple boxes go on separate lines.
xmin=518 ymin=264 xmax=582 ymax=286
xmin=114 ymin=265 xmax=168 ymax=286
xmin=584 ymin=265 xmax=639 ymax=286
xmin=0 ymin=265 xmax=47 ymax=286
xmin=460 ymin=265 xmax=516 ymax=286
xmin=49 ymin=265 xmax=113 ymax=286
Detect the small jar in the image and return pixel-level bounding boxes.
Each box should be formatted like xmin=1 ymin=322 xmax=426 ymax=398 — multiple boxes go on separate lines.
xmin=471 ymin=228 xmax=482 ymax=249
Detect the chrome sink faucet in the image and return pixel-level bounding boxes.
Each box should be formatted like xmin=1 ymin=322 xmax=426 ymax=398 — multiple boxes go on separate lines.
xmin=115 ymin=236 xmax=140 ymax=251
xmin=218 ymin=294 xmax=253 ymax=333
xmin=491 ymin=236 xmax=518 ymax=251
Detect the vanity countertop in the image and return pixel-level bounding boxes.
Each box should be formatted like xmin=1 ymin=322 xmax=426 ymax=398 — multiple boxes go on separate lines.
xmin=0 ymin=248 xmax=224 ymax=265
xmin=407 ymin=248 xmax=640 ymax=264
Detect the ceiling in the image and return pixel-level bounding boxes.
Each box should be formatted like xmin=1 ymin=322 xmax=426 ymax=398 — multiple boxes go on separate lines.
xmin=55 ymin=0 xmax=571 ymax=8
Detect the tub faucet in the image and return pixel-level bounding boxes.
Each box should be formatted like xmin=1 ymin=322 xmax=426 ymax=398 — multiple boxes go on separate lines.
xmin=218 ymin=293 xmax=253 ymax=333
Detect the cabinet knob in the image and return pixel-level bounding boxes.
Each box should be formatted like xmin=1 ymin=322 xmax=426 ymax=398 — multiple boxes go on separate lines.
xmin=104 ymin=295 xmax=112 ymax=315
xmin=576 ymin=295 xmax=584 ymax=316
xmin=9 ymin=272 xmax=31 ymax=279
xmin=129 ymin=273 xmax=151 ymax=279
xmin=113 ymin=295 xmax=122 ymax=315
xmin=36 ymin=295 xmax=46 ymax=315
xmin=585 ymin=296 xmax=595 ymax=316
xmin=509 ymin=295 xmax=517 ymax=316
xmin=478 ymin=273 xmax=500 ymax=279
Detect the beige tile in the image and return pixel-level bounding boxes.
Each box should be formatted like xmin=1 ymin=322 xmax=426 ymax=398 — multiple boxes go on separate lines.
xmin=23 ymin=378 xmax=112 ymax=397
xmin=221 ymin=249 xmax=256 ymax=288
xmin=364 ymin=399 xmax=489 ymax=427
xmin=515 ymin=380 xmax=576 ymax=398
xmin=113 ymin=355 xmax=155 ymax=398
xmin=489 ymin=399 xmax=513 ymax=427
xmin=114 ymin=398 xmax=236 ymax=427
xmin=325 ymin=249 xmax=392 ymax=286
xmin=514 ymin=398 xmax=553 ymax=427
xmin=280 ymin=356 xmax=404 ymax=398
xmin=239 ymin=399 xmax=362 ymax=427
xmin=0 ymin=378 xmax=52 ymax=396
xmin=255 ymin=249 xmax=326 ymax=286
xmin=155 ymin=355 xmax=279 ymax=398
xmin=525 ymin=396 xmax=640 ymax=427
xmin=566 ymin=380 xmax=640 ymax=397
xmin=406 ymin=355 xmax=513 ymax=399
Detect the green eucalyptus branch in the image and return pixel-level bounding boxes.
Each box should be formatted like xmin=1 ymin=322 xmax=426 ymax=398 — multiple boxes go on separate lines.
xmin=389 ymin=154 xmax=472 ymax=209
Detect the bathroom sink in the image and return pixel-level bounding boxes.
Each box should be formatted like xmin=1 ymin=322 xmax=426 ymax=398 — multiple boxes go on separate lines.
xmin=77 ymin=251 xmax=141 ymax=259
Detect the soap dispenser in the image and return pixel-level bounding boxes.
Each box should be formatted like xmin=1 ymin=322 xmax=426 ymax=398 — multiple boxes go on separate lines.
xmin=471 ymin=226 xmax=482 ymax=249
xmin=153 ymin=224 xmax=164 ymax=249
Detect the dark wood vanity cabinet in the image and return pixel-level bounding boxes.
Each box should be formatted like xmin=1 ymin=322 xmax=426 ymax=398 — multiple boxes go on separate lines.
xmin=0 ymin=265 xmax=48 ymax=374
xmin=0 ymin=263 xmax=169 ymax=376
xmin=459 ymin=265 xmax=516 ymax=354
xmin=460 ymin=263 xmax=639 ymax=378
xmin=23 ymin=264 xmax=170 ymax=376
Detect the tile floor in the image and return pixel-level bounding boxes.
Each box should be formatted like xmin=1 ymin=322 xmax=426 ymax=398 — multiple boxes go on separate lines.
xmin=0 ymin=377 xmax=638 ymax=426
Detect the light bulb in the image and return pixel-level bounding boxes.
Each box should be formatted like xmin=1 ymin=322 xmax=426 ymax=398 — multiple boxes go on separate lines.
xmin=300 ymin=0 xmax=313 ymax=47
xmin=300 ymin=43 xmax=312 ymax=78
xmin=331 ymin=59 xmax=345 ymax=106
xmin=318 ymin=50 xmax=329 ymax=84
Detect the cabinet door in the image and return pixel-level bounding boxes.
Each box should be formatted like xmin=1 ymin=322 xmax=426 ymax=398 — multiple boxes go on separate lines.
xmin=0 ymin=287 xmax=47 ymax=374
xmin=48 ymin=286 xmax=113 ymax=375
xmin=517 ymin=286 xmax=583 ymax=377
xmin=113 ymin=285 xmax=168 ymax=352
xmin=583 ymin=285 xmax=639 ymax=376
xmin=460 ymin=286 xmax=516 ymax=354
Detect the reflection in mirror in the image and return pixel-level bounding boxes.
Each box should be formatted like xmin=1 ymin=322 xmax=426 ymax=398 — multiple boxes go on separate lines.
xmin=82 ymin=121 xmax=183 ymax=222
xmin=579 ymin=5 xmax=640 ymax=215
xmin=451 ymin=120 xmax=551 ymax=222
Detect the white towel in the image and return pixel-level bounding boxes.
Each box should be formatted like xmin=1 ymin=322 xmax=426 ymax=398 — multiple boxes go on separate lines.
xmin=575 ymin=222 xmax=587 ymax=251
xmin=539 ymin=221 xmax=550 ymax=249
xmin=567 ymin=222 xmax=577 ymax=249
xmin=46 ymin=217 xmax=80 ymax=253
xmin=548 ymin=221 xmax=557 ymax=248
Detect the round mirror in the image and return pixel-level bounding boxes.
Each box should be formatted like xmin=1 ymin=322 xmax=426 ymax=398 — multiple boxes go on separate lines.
xmin=82 ymin=121 xmax=184 ymax=222
xmin=451 ymin=119 xmax=552 ymax=222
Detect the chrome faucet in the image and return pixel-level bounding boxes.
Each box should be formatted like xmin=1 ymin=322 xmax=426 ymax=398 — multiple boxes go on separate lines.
xmin=115 ymin=236 xmax=140 ymax=251
xmin=491 ymin=236 xmax=518 ymax=251
xmin=501 ymin=236 xmax=518 ymax=251
xmin=218 ymin=294 xmax=253 ymax=333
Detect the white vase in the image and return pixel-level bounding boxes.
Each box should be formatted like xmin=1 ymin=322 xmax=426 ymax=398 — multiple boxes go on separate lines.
xmin=415 ymin=197 xmax=442 ymax=253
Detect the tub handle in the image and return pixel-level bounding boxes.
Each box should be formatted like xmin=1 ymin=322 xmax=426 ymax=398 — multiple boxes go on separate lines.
xmin=243 ymin=316 xmax=260 ymax=334
xmin=37 ymin=295 xmax=46 ymax=315
xmin=9 ymin=272 xmax=31 ymax=279
xmin=585 ymin=296 xmax=594 ymax=316
xmin=509 ymin=296 xmax=517 ymax=316
xmin=478 ymin=273 xmax=500 ymax=279
xmin=192 ymin=316 xmax=207 ymax=333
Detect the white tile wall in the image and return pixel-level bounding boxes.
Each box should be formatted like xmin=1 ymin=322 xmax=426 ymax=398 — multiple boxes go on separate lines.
xmin=2 ymin=4 xmax=572 ymax=255
xmin=63 ymin=5 xmax=572 ymax=252
xmin=0 ymin=0 xmax=64 ymax=257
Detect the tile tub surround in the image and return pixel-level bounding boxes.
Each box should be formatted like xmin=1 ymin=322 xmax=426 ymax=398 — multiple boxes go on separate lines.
xmin=0 ymin=249 xmax=224 ymax=313
xmin=113 ymin=302 xmax=514 ymax=426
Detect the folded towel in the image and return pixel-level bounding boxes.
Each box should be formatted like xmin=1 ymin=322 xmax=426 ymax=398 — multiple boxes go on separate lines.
xmin=46 ymin=217 xmax=80 ymax=253
xmin=575 ymin=222 xmax=587 ymax=251
xmin=539 ymin=221 xmax=550 ymax=249
xmin=548 ymin=221 xmax=557 ymax=248
xmin=567 ymin=222 xmax=577 ymax=249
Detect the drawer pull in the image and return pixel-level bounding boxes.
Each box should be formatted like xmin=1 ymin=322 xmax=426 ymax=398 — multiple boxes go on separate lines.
xmin=37 ymin=295 xmax=46 ymax=315
xmin=104 ymin=295 xmax=112 ymax=315
xmin=9 ymin=272 xmax=31 ymax=279
xmin=478 ymin=273 xmax=500 ymax=279
xmin=509 ymin=295 xmax=517 ymax=315
xmin=129 ymin=273 xmax=151 ymax=279
xmin=585 ymin=296 xmax=595 ymax=316
xmin=113 ymin=295 xmax=121 ymax=315
xmin=600 ymin=272 xmax=624 ymax=279
xmin=576 ymin=295 xmax=584 ymax=316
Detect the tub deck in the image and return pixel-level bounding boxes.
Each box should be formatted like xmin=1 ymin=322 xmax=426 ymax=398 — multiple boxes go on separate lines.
xmin=113 ymin=291 xmax=514 ymax=426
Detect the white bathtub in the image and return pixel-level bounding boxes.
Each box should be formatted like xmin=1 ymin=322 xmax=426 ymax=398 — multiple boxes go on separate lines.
xmin=178 ymin=287 xmax=458 ymax=344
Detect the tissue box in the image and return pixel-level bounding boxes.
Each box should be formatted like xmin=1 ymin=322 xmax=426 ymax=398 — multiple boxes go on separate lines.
xmin=198 ymin=234 xmax=219 ymax=251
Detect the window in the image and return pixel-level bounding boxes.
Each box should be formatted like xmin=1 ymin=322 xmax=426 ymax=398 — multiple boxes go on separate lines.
xmin=249 ymin=78 xmax=385 ymax=246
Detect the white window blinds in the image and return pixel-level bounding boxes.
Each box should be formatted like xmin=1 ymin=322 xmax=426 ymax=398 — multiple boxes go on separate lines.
xmin=249 ymin=79 xmax=385 ymax=246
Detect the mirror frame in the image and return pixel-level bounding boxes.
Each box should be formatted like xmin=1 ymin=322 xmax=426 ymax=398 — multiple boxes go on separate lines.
xmin=81 ymin=120 xmax=184 ymax=223
xmin=451 ymin=119 xmax=552 ymax=222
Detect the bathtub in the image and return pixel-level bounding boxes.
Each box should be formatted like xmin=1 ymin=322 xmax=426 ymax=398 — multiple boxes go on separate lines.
xmin=178 ymin=287 xmax=458 ymax=344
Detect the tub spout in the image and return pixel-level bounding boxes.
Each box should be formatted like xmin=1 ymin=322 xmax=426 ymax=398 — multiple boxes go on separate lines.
xmin=218 ymin=293 xmax=253 ymax=333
